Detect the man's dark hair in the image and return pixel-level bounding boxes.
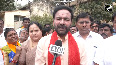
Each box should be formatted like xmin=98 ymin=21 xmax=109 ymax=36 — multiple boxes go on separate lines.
xmin=99 ymin=23 xmax=113 ymax=33
xmin=23 ymin=18 xmax=30 ymax=22
xmin=90 ymin=20 xmax=101 ymax=26
xmin=44 ymin=23 xmax=51 ymax=28
xmin=0 ymin=18 xmax=4 ymax=24
xmin=112 ymin=12 xmax=116 ymax=22
xmin=76 ymin=12 xmax=93 ymax=22
xmin=27 ymin=22 xmax=42 ymax=32
xmin=53 ymin=5 xmax=73 ymax=20
xmin=42 ymin=27 xmax=52 ymax=36
xmin=4 ymin=28 xmax=15 ymax=38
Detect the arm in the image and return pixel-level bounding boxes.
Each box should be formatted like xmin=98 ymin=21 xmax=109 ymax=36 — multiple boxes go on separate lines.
xmin=35 ymin=45 xmax=46 ymax=65
xmin=8 ymin=46 xmax=22 ymax=65
xmin=18 ymin=46 xmax=26 ymax=65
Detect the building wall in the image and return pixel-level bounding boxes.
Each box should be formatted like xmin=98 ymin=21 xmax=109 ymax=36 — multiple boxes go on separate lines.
xmin=30 ymin=1 xmax=53 ymax=16
xmin=4 ymin=10 xmax=30 ymax=29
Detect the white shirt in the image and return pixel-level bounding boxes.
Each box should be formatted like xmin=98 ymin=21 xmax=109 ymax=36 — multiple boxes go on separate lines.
xmin=0 ymin=50 xmax=4 ymax=65
xmin=0 ymin=32 xmax=7 ymax=48
xmin=73 ymin=31 xmax=103 ymax=65
xmin=94 ymin=35 xmax=116 ymax=65
xmin=16 ymin=28 xmax=22 ymax=37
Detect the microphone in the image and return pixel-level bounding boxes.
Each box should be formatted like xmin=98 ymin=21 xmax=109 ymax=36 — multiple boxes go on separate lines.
xmin=49 ymin=40 xmax=65 ymax=65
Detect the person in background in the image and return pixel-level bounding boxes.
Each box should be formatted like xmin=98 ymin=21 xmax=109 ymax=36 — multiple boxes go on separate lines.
xmin=70 ymin=25 xmax=78 ymax=34
xmin=112 ymin=12 xmax=116 ymax=35
xmin=1 ymin=28 xmax=21 ymax=65
xmin=18 ymin=22 xmax=43 ymax=65
xmin=90 ymin=20 xmax=101 ymax=33
xmin=0 ymin=19 xmax=7 ymax=48
xmin=42 ymin=27 xmax=53 ymax=36
xmin=44 ymin=23 xmax=51 ymax=28
xmin=35 ymin=5 xmax=88 ymax=65
xmin=94 ymin=35 xmax=116 ymax=65
xmin=73 ymin=12 xmax=103 ymax=65
xmin=98 ymin=23 xmax=113 ymax=39
xmin=16 ymin=18 xmax=30 ymax=36
xmin=19 ymin=28 xmax=29 ymax=44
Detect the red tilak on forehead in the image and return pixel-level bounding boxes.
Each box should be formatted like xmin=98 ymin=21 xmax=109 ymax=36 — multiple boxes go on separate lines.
xmin=61 ymin=14 xmax=64 ymax=15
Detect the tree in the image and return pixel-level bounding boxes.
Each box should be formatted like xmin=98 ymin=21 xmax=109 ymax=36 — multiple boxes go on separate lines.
xmin=0 ymin=0 xmax=16 ymax=11
xmin=74 ymin=0 xmax=116 ymax=23
xmin=30 ymin=14 xmax=53 ymax=27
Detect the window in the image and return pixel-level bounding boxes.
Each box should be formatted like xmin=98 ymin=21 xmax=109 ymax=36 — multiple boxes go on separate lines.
xmin=14 ymin=15 xmax=25 ymax=22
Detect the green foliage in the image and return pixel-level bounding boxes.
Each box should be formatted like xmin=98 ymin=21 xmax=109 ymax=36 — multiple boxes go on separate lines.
xmin=30 ymin=14 xmax=53 ymax=27
xmin=0 ymin=0 xmax=16 ymax=11
xmin=74 ymin=0 xmax=116 ymax=23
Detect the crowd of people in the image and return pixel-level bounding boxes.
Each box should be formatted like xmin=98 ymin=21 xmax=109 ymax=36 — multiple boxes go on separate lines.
xmin=0 ymin=5 xmax=116 ymax=65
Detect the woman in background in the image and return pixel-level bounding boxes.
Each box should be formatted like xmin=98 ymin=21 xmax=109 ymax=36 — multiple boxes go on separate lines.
xmin=18 ymin=22 xmax=43 ymax=65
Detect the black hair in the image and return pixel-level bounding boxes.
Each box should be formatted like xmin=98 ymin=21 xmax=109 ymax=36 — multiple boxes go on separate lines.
xmin=27 ymin=22 xmax=42 ymax=32
xmin=76 ymin=12 xmax=93 ymax=22
xmin=23 ymin=18 xmax=30 ymax=22
xmin=19 ymin=28 xmax=28 ymax=36
xmin=90 ymin=20 xmax=101 ymax=26
xmin=99 ymin=23 xmax=113 ymax=33
xmin=44 ymin=23 xmax=51 ymax=28
xmin=42 ymin=27 xmax=52 ymax=36
xmin=112 ymin=12 xmax=116 ymax=22
xmin=4 ymin=28 xmax=15 ymax=38
xmin=53 ymin=5 xmax=73 ymax=20
xmin=0 ymin=18 xmax=4 ymax=24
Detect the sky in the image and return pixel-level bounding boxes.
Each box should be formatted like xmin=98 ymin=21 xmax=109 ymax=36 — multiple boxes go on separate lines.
xmin=15 ymin=0 xmax=33 ymax=6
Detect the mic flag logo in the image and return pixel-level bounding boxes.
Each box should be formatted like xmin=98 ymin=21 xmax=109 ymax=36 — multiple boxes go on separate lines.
xmin=105 ymin=4 xmax=113 ymax=11
xmin=49 ymin=44 xmax=65 ymax=55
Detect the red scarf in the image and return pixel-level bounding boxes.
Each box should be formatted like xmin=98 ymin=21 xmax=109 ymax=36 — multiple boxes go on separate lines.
xmin=48 ymin=31 xmax=80 ymax=65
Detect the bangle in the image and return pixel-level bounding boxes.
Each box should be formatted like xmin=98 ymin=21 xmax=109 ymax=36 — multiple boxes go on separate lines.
xmin=11 ymin=59 xmax=18 ymax=63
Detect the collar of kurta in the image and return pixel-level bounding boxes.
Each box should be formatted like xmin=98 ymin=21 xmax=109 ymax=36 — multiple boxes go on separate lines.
xmin=7 ymin=41 xmax=20 ymax=53
xmin=48 ymin=31 xmax=80 ymax=65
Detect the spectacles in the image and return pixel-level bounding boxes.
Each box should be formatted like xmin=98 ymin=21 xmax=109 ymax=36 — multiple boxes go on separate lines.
xmin=78 ymin=21 xmax=91 ymax=25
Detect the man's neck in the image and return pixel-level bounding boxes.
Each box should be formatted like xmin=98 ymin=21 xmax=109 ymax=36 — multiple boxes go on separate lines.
xmin=58 ymin=35 xmax=66 ymax=42
xmin=79 ymin=31 xmax=90 ymax=40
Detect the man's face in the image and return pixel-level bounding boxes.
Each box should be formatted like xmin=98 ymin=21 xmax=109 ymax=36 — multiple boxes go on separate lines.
xmin=113 ymin=16 xmax=116 ymax=32
xmin=91 ymin=23 xmax=99 ymax=33
xmin=70 ymin=27 xmax=77 ymax=34
xmin=76 ymin=17 xmax=91 ymax=34
xmin=19 ymin=30 xmax=29 ymax=41
xmin=53 ymin=9 xmax=72 ymax=36
xmin=22 ymin=20 xmax=30 ymax=28
xmin=98 ymin=26 xmax=112 ymax=37
xmin=0 ymin=20 xmax=4 ymax=31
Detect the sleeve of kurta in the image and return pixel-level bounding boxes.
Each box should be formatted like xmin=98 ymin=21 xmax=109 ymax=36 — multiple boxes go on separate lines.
xmin=18 ymin=45 xmax=26 ymax=65
xmin=35 ymin=39 xmax=46 ymax=65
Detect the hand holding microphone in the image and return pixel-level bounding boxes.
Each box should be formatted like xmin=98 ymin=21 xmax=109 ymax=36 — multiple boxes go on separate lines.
xmin=49 ymin=40 xmax=65 ymax=65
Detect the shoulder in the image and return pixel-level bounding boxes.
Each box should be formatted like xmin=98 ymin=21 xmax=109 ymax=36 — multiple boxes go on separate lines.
xmin=90 ymin=31 xmax=103 ymax=39
xmin=1 ymin=46 xmax=11 ymax=54
xmin=37 ymin=34 xmax=52 ymax=49
xmin=72 ymin=32 xmax=79 ymax=36
xmin=21 ymin=39 xmax=30 ymax=47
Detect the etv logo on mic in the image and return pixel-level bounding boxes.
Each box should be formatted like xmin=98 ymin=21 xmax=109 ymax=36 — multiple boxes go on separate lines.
xmin=49 ymin=44 xmax=65 ymax=55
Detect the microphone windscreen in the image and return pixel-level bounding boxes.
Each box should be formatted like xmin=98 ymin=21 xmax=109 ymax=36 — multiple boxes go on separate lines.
xmin=55 ymin=40 xmax=62 ymax=47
